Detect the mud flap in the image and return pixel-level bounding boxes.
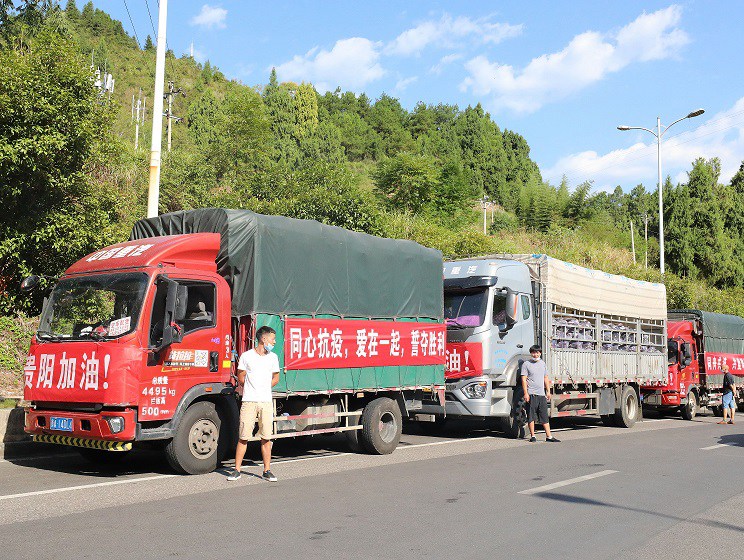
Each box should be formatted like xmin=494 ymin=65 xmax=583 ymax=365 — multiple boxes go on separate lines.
xmin=598 ymin=387 xmax=616 ymax=416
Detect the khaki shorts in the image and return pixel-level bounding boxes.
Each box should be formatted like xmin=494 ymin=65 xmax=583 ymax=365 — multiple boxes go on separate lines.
xmin=239 ymin=401 xmax=273 ymax=441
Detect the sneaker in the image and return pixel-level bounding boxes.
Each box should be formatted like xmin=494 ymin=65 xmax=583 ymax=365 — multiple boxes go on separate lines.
xmin=263 ymin=470 xmax=278 ymax=482
xmin=529 ymin=436 xmax=537 ymax=443
xmin=729 ymin=421 xmax=735 ymax=425
xmin=546 ymin=437 xmax=561 ymax=442
xmin=227 ymin=469 xmax=242 ymax=481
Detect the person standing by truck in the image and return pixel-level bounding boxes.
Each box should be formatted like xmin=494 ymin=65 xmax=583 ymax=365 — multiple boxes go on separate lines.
xmin=718 ymin=364 xmax=737 ymax=425
xmin=228 ymin=326 xmax=281 ymax=481
xmin=521 ymin=345 xmax=560 ymax=443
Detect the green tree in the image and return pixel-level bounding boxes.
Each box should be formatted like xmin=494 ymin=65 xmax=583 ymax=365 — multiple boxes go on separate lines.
xmin=373 ymin=153 xmax=439 ymax=213
xmin=0 ymin=29 xmax=119 ymax=314
xmin=294 ymin=82 xmax=319 ymax=139
xmin=143 ymin=34 xmax=154 ymax=51
xmin=187 ymin=89 xmax=219 ymax=149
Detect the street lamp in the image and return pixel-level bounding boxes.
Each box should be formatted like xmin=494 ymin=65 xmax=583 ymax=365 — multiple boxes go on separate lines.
xmin=480 ymin=195 xmax=490 ymax=235
xmin=617 ymin=108 xmax=705 ymax=274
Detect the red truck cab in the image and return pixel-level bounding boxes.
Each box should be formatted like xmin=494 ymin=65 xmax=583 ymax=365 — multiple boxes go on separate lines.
xmin=24 ymin=234 xmax=235 ymax=466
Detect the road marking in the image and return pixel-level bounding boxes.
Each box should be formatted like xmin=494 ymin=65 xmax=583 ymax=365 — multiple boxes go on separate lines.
xmin=0 ymin=474 xmax=177 ymax=502
xmin=519 ymin=470 xmax=618 ymax=495
xmin=399 ymin=436 xmax=493 ymax=450
xmin=700 ymin=443 xmax=735 ymax=450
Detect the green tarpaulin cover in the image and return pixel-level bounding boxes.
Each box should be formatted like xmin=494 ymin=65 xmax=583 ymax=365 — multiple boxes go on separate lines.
xmin=670 ymin=309 xmax=744 ymax=354
xmin=131 ymin=208 xmax=443 ymax=320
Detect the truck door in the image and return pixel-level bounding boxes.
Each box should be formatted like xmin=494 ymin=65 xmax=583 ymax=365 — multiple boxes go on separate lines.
xmin=141 ymin=278 xmax=222 ymax=421
xmin=491 ymin=291 xmax=534 ymax=374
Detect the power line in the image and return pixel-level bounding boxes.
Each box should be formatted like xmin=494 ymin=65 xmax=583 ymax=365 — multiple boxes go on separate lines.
xmin=144 ymin=0 xmax=157 ymax=37
xmin=123 ymin=0 xmax=141 ymax=49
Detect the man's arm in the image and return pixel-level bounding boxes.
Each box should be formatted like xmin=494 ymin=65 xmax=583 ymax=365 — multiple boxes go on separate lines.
xmin=544 ymin=374 xmax=552 ymax=401
xmin=521 ymin=373 xmax=530 ymax=402
xmin=271 ymin=371 xmax=280 ymax=388
xmin=237 ymin=369 xmax=246 ymax=385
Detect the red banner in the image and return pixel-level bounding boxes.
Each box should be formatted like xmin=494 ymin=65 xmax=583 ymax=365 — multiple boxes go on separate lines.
xmin=283 ymin=318 xmax=445 ymax=370
xmin=705 ymin=352 xmax=744 ymax=376
xmin=445 ymin=342 xmax=483 ymax=379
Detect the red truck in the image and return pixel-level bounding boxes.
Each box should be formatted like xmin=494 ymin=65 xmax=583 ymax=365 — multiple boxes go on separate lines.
xmin=641 ymin=309 xmax=744 ymax=419
xmin=22 ymin=209 xmax=445 ymax=474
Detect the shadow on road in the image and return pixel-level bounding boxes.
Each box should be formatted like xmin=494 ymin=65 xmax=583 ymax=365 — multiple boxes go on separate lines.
xmin=534 ymin=491 xmax=744 ymax=534
xmin=717 ymin=432 xmax=744 ymax=447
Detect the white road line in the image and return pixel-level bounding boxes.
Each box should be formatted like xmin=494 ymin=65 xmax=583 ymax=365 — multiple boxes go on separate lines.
xmin=399 ymin=436 xmax=493 ymax=449
xmin=0 ymin=474 xmax=177 ymax=502
xmin=700 ymin=443 xmax=735 ymax=450
xmin=519 ymin=470 xmax=618 ymax=495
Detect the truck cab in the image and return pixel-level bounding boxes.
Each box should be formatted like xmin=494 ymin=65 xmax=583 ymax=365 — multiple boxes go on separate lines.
xmin=24 ymin=234 xmax=236 ymax=471
xmin=421 ymin=259 xmax=534 ymax=430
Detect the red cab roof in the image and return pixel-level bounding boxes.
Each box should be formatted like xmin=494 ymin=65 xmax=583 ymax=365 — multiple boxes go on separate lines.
xmin=66 ymin=233 xmax=220 ymax=275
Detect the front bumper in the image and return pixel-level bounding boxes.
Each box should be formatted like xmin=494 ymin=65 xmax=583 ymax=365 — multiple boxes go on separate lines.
xmin=419 ymin=379 xmax=513 ymax=418
xmin=25 ymin=408 xmax=137 ymax=442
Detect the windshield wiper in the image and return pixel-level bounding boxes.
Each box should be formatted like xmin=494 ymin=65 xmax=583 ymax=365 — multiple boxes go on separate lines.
xmin=82 ymin=331 xmax=107 ymax=341
xmin=36 ymin=330 xmax=61 ymax=342
xmin=446 ymin=320 xmax=468 ymax=330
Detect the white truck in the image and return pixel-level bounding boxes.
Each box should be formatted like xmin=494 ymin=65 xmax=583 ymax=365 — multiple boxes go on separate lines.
xmin=418 ymin=254 xmax=668 ymax=436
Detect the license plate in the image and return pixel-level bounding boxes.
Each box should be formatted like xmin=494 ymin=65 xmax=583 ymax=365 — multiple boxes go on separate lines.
xmin=50 ymin=416 xmax=73 ymax=432
xmin=446 ymin=383 xmax=458 ymax=392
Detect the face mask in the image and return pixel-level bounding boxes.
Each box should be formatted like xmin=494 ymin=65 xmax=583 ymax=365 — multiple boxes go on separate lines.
xmin=264 ymin=343 xmax=275 ymax=353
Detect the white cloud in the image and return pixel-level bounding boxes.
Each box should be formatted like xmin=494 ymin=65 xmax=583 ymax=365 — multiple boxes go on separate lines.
xmin=543 ymin=98 xmax=744 ymax=189
xmin=395 ymin=76 xmax=418 ymax=91
xmin=430 ymin=53 xmax=464 ymax=75
xmin=461 ymin=5 xmax=689 ymax=114
xmin=273 ymin=38 xmax=385 ymax=93
xmin=387 ymin=14 xmax=522 ymax=56
xmin=190 ymin=5 xmax=227 ymax=29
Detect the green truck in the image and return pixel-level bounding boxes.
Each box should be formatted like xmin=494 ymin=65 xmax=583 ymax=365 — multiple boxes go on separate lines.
xmin=24 ymin=209 xmax=445 ymax=474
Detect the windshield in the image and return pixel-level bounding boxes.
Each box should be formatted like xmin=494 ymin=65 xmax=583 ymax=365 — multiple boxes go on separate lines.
xmin=444 ymin=290 xmax=488 ymax=328
xmin=38 ymin=273 xmax=149 ymax=340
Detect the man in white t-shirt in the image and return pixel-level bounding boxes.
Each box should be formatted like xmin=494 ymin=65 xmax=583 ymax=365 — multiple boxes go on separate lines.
xmin=227 ymin=326 xmax=281 ymax=482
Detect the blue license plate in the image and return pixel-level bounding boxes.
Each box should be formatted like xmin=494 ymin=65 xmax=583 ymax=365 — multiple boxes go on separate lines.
xmin=50 ymin=416 xmax=73 ymax=432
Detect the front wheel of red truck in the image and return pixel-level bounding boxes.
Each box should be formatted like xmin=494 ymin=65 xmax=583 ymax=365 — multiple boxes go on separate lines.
xmin=360 ymin=397 xmax=402 ymax=454
xmin=681 ymin=390 xmax=698 ymax=420
xmin=165 ymin=401 xmax=221 ymax=474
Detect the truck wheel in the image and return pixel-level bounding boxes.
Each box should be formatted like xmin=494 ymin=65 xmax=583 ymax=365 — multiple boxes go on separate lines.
xmin=360 ymin=397 xmax=402 ymax=455
xmin=165 ymin=401 xmax=221 ymax=474
xmin=613 ymin=386 xmax=638 ymax=428
xmin=681 ymin=391 xmax=698 ymax=420
xmin=345 ymin=411 xmax=363 ymax=452
xmin=502 ymin=392 xmax=527 ymax=438
xmin=78 ymin=447 xmax=131 ymax=467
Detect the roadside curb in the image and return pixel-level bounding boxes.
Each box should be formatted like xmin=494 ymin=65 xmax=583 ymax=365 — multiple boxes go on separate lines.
xmin=1 ymin=408 xmax=66 ymax=461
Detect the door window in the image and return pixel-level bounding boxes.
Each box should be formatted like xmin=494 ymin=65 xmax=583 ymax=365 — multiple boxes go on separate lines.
xmin=492 ymin=293 xmax=507 ymax=329
xmin=521 ymin=295 xmax=531 ymax=320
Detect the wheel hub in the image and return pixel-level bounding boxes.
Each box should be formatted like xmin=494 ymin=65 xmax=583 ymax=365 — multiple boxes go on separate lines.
xmin=378 ymin=411 xmax=397 ymax=443
xmin=189 ymin=419 xmax=218 ymax=459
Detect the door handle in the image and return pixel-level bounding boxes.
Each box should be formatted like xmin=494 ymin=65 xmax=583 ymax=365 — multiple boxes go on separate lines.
xmin=209 ymin=351 xmax=219 ymax=372
xmin=517 ymin=344 xmax=523 ymax=348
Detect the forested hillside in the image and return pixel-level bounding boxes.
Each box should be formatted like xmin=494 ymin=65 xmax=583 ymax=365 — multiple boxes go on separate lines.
xmin=1 ymin=1 xmax=742 ymax=394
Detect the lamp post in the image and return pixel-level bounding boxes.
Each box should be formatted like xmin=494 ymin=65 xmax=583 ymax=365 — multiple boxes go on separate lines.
xmin=617 ymin=108 xmax=704 ymax=274
xmin=480 ymin=195 xmax=490 ymax=235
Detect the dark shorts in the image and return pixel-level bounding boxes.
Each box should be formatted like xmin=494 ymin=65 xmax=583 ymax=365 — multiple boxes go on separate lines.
xmin=528 ymin=394 xmax=549 ymax=424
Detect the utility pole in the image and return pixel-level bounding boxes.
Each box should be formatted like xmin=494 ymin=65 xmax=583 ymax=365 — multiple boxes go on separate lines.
xmin=132 ymin=88 xmax=145 ymax=150
xmin=643 ymin=213 xmax=649 ymax=269
xmin=630 ymin=220 xmax=636 ymax=264
xmin=164 ymin=81 xmax=185 ymax=152
xmin=147 ymin=0 xmax=168 ymax=218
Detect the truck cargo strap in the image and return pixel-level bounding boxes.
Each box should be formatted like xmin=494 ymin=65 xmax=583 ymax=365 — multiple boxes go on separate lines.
xmin=33 ymin=434 xmax=132 ymax=451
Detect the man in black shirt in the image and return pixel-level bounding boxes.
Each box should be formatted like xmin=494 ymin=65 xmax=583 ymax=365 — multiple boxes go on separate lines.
xmin=718 ymin=364 xmax=737 ymax=425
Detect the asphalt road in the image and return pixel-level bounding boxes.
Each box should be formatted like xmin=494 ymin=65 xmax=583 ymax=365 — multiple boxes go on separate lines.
xmin=1 ymin=414 xmax=743 ymax=559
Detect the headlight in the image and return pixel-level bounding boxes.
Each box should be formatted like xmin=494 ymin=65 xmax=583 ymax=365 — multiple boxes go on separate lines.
xmin=462 ymin=381 xmax=488 ymax=399
xmin=106 ymin=416 xmax=125 ymax=434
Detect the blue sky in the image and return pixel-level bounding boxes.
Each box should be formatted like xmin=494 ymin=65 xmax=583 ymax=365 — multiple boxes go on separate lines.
xmin=100 ymin=1 xmax=744 ymax=192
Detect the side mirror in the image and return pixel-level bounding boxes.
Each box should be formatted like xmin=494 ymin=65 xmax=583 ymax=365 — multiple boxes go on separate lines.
xmin=154 ymin=279 xmax=186 ymax=352
xmin=20 ymin=275 xmax=41 ymax=292
xmin=504 ymin=289 xmax=519 ymax=330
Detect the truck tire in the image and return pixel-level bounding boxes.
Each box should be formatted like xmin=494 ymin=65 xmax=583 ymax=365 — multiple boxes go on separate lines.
xmin=165 ymin=401 xmax=221 ymax=474
xmin=77 ymin=447 xmax=131 ymax=467
xmin=681 ymin=390 xmax=698 ymax=420
xmin=738 ymin=401 xmax=744 ymax=414
xmin=502 ymin=391 xmax=527 ymax=438
xmin=360 ymin=397 xmax=402 ymax=455
xmin=613 ymin=386 xmax=638 ymax=428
